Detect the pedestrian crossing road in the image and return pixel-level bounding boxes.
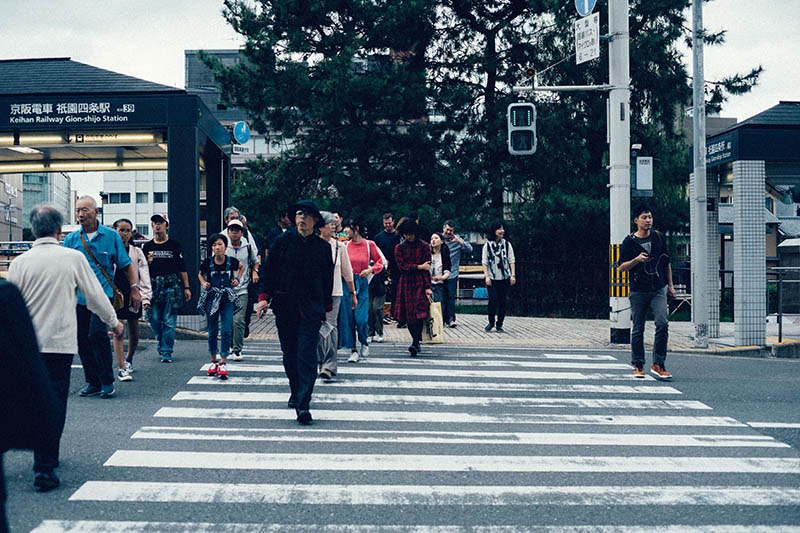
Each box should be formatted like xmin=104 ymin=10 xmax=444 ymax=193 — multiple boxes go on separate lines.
xmin=24 ymin=341 xmax=800 ymax=531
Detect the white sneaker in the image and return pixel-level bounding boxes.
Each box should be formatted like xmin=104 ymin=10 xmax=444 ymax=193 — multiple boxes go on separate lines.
xmin=117 ymin=368 xmax=132 ymax=382
xmin=373 ymin=335 xmax=384 ymax=343
xmin=125 ymin=360 xmax=133 ymax=373
xmin=230 ymin=352 xmax=243 ymax=361
xmin=347 ymin=351 xmax=359 ymax=363
xmin=360 ymin=344 xmax=370 ymax=359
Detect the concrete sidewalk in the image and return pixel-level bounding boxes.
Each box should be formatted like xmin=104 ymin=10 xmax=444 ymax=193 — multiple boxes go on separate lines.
xmin=247 ymin=311 xmax=800 ymax=358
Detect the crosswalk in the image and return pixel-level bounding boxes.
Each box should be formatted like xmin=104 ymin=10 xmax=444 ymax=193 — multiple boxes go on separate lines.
xmin=32 ymin=341 xmax=800 ymax=531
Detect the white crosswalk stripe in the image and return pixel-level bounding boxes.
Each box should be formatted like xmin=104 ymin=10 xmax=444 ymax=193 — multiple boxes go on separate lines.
xmin=38 ymin=342 xmax=800 ymax=532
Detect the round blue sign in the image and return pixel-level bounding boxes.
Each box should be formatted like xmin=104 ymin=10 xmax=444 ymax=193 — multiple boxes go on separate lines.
xmin=575 ymin=0 xmax=597 ymax=17
xmin=232 ymin=121 xmax=250 ymax=145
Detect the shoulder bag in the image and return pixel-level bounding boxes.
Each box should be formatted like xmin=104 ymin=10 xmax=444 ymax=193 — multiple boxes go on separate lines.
xmin=80 ymin=232 xmax=125 ymax=311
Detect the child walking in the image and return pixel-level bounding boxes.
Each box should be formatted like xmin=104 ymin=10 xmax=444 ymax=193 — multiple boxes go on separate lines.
xmin=197 ymin=233 xmax=244 ymax=380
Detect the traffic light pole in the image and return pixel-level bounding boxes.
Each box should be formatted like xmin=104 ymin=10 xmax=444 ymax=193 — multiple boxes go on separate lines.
xmin=515 ymin=0 xmax=632 ymax=343
xmin=607 ymin=0 xmax=631 ymax=343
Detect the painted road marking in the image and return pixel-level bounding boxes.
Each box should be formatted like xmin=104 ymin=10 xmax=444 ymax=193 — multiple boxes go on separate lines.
xmin=153 ymin=407 xmax=745 ymax=426
xmin=131 ymin=426 xmax=789 ymax=448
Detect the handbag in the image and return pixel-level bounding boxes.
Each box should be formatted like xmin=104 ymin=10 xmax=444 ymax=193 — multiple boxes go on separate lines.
xmin=422 ymin=300 xmax=445 ymax=344
xmin=80 ymin=232 xmax=126 ymax=311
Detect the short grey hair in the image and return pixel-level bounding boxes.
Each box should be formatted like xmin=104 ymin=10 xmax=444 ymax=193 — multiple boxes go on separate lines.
xmin=224 ymin=206 xmax=240 ymax=221
xmin=77 ymin=195 xmax=98 ymax=210
xmin=30 ymin=204 xmax=64 ymax=238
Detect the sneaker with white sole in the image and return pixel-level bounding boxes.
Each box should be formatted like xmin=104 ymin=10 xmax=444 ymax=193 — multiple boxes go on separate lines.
xmin=207 ymin=362 xmax=218 ymax=376
xmin=125 ymin=360 xmax=133 ymax=373
xmin=360 ymin=344 xmax=370 ymax=359
xmin=230 ymin=352 xmax=243 ymax=361
xmin=347 ymin=351 xmax=359 ymax=363
xmin=373 ymin=335 xmax=384 ymax=343
xmin=218 ymin=363 xmax=228 ymax=380
xmin=650 ymin=363 xmax=673 ymax=380
xmin=117 ymin=368 xmax=132 ymax=382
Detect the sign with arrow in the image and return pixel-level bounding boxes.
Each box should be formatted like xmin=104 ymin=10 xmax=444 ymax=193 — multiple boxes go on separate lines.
xmin=575 ymin=0 xmax=598 ymax=17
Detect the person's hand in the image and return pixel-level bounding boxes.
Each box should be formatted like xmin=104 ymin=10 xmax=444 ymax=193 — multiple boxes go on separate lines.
xmin=254 ymin=300 xmax=269 ymax=319
xmin=425 ymin=288 xmax=433 ymax=299
xmin=419 ymin=261 xmax=430 ymax=271
xmin=432 ymin=275 xmax=440 ymax=282
xmin=510 ymin=275 xmax=517 ymax=286
xmin=668 ymin=285 xmax=677 ymax=299
xmin=203 ymin=281 xmax=211 ymax=290
xmin=251 ymin=270 xmax=259 ymax=283
xmin=350 ymin=293 xmax=358 ymax=310
xmin=143 ymin=302 xmax=150 ymax=311
xmin=636 ymin=252 xmax=650 ymax=263
xmin=359 ymin=267 xmax=372 ymax=278
xmin=486 ymin=277 xmax=492 ymax=287
xmin=111 ymin=322 xmax=124 ymax=339
xmin=183 ymin=288 xmax=191 ymax=302
xmin=147 ymin=252 xmax=154 ymax=264
xmin=130 ymin=286 xmax=142 ymax=308
xmin=232 ymin=278 xmax=239 ymax=287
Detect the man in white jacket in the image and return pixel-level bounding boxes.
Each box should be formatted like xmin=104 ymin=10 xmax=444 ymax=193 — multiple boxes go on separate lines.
xmin=8 ymin=204 xmax=123 ymax=493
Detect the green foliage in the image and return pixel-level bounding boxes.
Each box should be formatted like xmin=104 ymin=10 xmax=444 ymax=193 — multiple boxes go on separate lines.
xmin=212 ymin=0 xmax=760 ymax=316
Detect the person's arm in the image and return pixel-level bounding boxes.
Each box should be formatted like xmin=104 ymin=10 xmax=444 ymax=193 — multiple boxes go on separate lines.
xmin=135 ymin=248 xmax=152 ymax=308
xmin=369 ymin=241 xmax=384 ymax=275
xmin=457 ymin=235 xmax=473 ymax=253
xmin=441 ymin=246 xmax=452 ymax=280
xmin=180 ymin=271 xmax=191 ymax=301
xmin=234 ymin=260 xmax=245 ymax=287
xmin=114 ymin=233 xmax=140 ymax=308
xmin=250 ymin=241 xmax=261 ymax=284
xmin=666 ymin=264 xmax=676 ymax=298
xmin=617 ymin=240 xmax=647 ymax=272
xmin=509 ymin=243 xmax=516 ymax=286
xmin=197 ymin=261 xmax=210 ymax=290
xmin=482 ymin=242 xmax=492 ymax=286
xmin=394 ymin=243 xmax=416 ymax=273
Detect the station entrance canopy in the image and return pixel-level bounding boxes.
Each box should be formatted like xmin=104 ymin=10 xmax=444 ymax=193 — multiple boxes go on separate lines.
xmin=0 ymin=57 xmax=233 ymax=312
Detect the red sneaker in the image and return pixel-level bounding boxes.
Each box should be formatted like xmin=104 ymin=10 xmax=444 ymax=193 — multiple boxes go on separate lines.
xmin=207 ymin=362 xmax=218 ymax=376
xmin=650 ymin=363 xmax=673 ymax=381
xmin=218 ymin=363 xmax=228 ymax=380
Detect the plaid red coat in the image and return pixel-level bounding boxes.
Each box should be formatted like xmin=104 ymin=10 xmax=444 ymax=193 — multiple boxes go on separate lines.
xmin=392 ymin=239 xmax=432 ymax=323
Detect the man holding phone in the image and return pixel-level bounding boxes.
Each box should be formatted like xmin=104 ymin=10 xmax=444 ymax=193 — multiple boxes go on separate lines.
xmin=618 ymin=205 xmax=676 ymax=380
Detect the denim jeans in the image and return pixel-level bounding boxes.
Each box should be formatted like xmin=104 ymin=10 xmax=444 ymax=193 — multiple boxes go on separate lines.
xmin=339 ymin=276 xmax=369 ymax=349
xmin=76 ymin=304 xmax=114 ymax=387
xmin=147 ymin=288 xmax=177 ymax=356
xmin=443 ymin=277 xmax=458 ymax=324
xmin=630 ymin=285 xmax=669 ymax=366
xmin=431 ymin=284 xmax=445 ymax=303
xmin=275 ymin=309 xmax=322 ymax=412
xmin=33 ymin=353 xmax=72 ymax=474
xmin=207 ymin=298 xmax=234 ymax=358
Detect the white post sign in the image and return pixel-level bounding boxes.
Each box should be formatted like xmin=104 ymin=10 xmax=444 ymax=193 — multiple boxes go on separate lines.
xmin=575 ymin=12 xmax=600 ymax=65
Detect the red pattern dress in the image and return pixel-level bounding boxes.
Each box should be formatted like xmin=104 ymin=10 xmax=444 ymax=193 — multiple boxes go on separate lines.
xmin=392 ymin=238 xmax=432 ymax=323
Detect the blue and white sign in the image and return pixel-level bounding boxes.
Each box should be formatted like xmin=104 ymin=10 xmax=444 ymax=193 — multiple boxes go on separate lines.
xmin=575 ymin=0 xmax=597 ymax=17
xmin=232 ymin=121 xmax=250 ymax=145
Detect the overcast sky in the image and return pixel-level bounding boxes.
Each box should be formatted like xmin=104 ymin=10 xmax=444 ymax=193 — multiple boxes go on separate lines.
xmin=2 ymin=0 xmax=797 ymax=197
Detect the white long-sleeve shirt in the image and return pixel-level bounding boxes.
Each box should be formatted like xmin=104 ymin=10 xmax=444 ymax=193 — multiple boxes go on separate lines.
xmin=8 ymin=237 xmax=119 ymax=354
xmin=329 ymin=238 xmax=354 ymax=297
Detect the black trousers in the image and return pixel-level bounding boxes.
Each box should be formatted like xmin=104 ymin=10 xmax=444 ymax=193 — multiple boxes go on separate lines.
xmin=275 ymin=310 xmax=322 ymax=412
xmin=408 ymin=319 xmax=424 ymax=347
xmin=76 ymin=304 xmax=114 ymax=387
xmin=33 ymin=353 xmax=73 ymax=474
xmin=487 ymin=279 xmax=510 ymax=328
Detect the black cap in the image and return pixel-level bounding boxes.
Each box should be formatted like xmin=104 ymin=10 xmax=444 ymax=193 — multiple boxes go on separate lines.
xmin=289 ymin=200 xmax=325 ymax=228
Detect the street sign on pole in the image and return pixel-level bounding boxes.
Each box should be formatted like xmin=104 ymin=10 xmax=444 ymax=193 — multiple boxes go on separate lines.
xmin=575 ymin=13 xmax=600 ymax=65
xmin=575 ymin=0 xmax=598 ymax=17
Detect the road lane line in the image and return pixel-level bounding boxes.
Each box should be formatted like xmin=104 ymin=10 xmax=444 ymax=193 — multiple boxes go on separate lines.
xmin=153 ymin=407 xmax=745 ymax=426
xmin=170 ymin=391 xmax=710 ymax=410
xmin=748 ymin=422 xmax=800 ymax=429
xmin=131 ymin=426 xmax=789 ymax=448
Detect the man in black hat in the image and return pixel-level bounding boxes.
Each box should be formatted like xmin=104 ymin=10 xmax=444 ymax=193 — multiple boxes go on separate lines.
xmin=255 ymin=201 xmax=333 ymax=425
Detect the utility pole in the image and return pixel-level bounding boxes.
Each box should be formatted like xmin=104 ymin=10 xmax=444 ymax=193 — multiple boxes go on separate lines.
xmin=608 ymin=0 xmax=632 ymax=343
xmin=691 ymin=0 xmax=709 ymax=347
xmin=515 ymin=0 xmax=631 ymax=342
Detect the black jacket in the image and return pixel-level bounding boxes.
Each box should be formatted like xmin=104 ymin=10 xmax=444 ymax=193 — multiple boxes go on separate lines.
xmin=258 ymin=228 xmax=333 ymax=319
xmin=0 ymin=280 xmax=58 ymax=452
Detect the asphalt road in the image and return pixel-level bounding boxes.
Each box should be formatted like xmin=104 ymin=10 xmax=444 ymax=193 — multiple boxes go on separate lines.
xmin=5 ymin=338 xmax=800 ymax=532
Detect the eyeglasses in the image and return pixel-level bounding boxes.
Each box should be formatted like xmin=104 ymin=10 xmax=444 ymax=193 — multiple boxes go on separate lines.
xmin=296 ymin=209 xmax=309 ymax=216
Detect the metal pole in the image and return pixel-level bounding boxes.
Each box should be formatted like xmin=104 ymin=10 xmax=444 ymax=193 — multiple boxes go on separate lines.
xmin=608 ymin=0 xmax=632 ymax=343
xmin=778 ymin=270 xmax=783 ymax=343
xmin=691 ymin=0 xmax=709 ymax=348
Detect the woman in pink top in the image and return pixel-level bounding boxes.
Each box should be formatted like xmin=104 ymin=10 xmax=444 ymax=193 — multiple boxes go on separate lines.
xmin=339 ymin=217 xmax=383 ymax=363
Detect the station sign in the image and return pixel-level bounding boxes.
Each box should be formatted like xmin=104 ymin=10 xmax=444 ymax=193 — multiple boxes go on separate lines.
xmin=0 ymin=97 xmax=168 ymax=129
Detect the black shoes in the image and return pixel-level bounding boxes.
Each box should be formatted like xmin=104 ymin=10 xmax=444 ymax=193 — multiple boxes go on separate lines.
xmin=297 ymin=410 xmax=313 ymax=425
xmin=484 ymin=323 xmax=493 ymax=332
xmin=409 ymin=344 xmax=419 ymax=357
xmin=79 ymin=385 xmax=101 ymax=397
xmin=496 ymin=326 xmax=504 ymax=333
xmin=287 ymin=397 xmax=298 ymax=409
xmin=34 ymin=471 xmax=60 ymax=492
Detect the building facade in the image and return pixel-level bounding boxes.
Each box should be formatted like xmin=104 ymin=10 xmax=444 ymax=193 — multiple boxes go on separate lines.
xmin=22 ymin=172 xmax=71 ymax=228
xmin=101 ymin=170 xmax=168 ymax=236
xmin=0 ymin=173 xmax=22 ymax=241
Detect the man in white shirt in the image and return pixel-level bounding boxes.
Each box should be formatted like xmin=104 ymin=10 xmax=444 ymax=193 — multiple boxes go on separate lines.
xmin=8 ymin=204 xmax=123 ymax=493
xmin=225 ymin=219 xmax=259 ymax=359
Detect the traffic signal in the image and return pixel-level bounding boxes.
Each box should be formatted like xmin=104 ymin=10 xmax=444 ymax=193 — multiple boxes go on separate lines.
xmin=507 ymin=103 xmax=536 ymax=155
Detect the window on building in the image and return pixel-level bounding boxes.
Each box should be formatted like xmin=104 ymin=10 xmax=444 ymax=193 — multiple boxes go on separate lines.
xmin=107 ymin=193 xmax=131 ymax=204
xmin=154 ymin=192 xmax=168 ymax=203
xmin=136 ymin=224 xmax=149 ymax=237
xmin=765 ymin=197 xmax=775 ymax=214
xmin=136 ymin=192 xmax=149 ymax=203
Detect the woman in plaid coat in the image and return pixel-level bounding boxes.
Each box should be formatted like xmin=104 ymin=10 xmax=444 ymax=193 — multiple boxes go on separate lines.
xmin=393 ymin=220 xmax=433 ymax=356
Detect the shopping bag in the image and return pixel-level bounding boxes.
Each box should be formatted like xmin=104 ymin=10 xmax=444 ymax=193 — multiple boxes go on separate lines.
xmin=422 ymin=301 xmax=445 ymax=344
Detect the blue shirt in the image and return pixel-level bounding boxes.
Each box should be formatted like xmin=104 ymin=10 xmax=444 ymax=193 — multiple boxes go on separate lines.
xmin=62 ymin=224 xmax=131 ymax=305
xmin=445 ymin=237 xmax=473 ymax=279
